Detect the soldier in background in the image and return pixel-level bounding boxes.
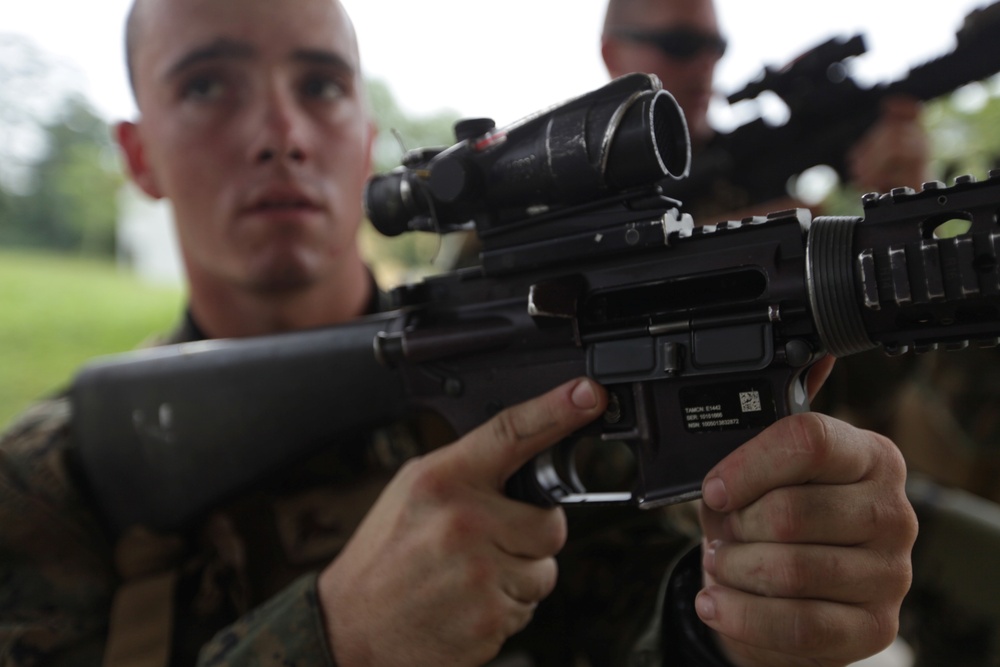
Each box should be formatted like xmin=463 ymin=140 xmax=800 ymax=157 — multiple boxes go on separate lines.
xmin=600 ymin=0 xmax=930 ymax=220
xmin=601 ymin=0 xmax=1000 ymax=664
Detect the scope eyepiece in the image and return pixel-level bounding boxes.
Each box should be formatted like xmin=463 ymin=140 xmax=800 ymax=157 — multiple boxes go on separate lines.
xmin=364 ymin=169 xmax=421 ymax=237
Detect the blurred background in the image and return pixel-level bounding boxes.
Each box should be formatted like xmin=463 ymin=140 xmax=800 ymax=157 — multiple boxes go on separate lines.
xmin=2 ymin=0 xmax=999 ymax=427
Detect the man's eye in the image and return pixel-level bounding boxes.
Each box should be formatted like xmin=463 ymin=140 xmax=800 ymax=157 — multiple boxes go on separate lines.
xmin=182 ymin=76 xmax=226 ymax=101
xmin=302 ymin=77 xmax=346 ymax=100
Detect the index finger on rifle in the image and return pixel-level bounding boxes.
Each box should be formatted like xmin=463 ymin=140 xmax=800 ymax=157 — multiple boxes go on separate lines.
xmin=701 ymin=412 xmax=884 ymax=513
xmin=458 ymin=378 xmax=608 ymax=490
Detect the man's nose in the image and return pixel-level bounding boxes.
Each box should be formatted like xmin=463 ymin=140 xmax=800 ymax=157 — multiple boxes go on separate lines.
xmin=251 ymin=85 xmax=308 ymax=165
xmin=683 ymin=50 xmax=719 ymax=76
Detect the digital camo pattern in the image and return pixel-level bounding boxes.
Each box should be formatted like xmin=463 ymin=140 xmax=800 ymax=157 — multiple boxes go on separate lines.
xmin=0 ymin=397 xmax=115 ymax=667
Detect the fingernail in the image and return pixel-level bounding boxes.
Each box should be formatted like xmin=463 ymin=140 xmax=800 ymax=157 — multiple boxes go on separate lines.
xmin=703 ymin=477 xmax=728 ymax=510
xmin=571 ymin=379 xmax=598 ymax=409
xmin=695 ymin=591 xmax=716 ymax=621
xmin=702 ymin=540 xmax=719 ymax=575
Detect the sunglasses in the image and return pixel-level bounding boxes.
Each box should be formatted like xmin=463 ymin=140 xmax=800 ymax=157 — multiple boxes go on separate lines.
xmin=613 ymin=28 xmax=728 ymax=61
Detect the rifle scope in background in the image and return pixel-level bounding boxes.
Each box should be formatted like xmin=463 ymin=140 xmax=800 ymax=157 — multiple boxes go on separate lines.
xmin=365 ymin=73 xmax=691 ymax=238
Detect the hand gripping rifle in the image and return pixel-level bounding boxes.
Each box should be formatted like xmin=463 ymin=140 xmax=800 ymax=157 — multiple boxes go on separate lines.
xmin=71 ymin=73 xmax=1000 ymax=536
xmin=662 ymin=1 xmax=1000 ymax=211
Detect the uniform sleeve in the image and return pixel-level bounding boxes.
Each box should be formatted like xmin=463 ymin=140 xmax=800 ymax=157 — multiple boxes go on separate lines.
xmin=0 ymin=397 xmax=117 ymax=666
xmin=196 ymin=573 xmax=335 ymax=667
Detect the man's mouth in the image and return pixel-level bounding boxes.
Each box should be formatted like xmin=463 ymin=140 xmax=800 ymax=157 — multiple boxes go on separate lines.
xmin=252 ymin=198 xmax=314 ymax=212
xmin=245 ymin=189 xmax=322 ymax=215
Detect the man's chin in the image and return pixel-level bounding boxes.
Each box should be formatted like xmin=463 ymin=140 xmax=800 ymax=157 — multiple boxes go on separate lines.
xmin=244 ymin=255 xmax=320 ymax=294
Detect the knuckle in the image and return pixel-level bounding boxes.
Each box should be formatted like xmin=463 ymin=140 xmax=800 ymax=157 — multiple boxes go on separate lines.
xmin=490 ymin=408 xmax=517 ymax=442
xmin=441 ymin=506 xmax=486 ymax=551
xmin=461 ymin=552 xmax=498 ymax=591
xmin=490 ymin=406 xmax=522 ymax=444
xmin=745 ymin=548 xmax=825 ymax=598
xmin=866 ymin=605 xmax=902 ymax=653
xmin=876 ymin=549 xmax=914 ymax=602
xmin=535 ymin=557 xmax=559 ymax=599
xmin=790 ymin=605 xmax=838 ymax=654
xmin=544 ymin=508 xmax=569 ymax=553
xmin=787 ymin=412 xmax=836 ymax=467
xmin=866 ymin=489 xmax=909 ymax=538
xmin=764 ymin=488 xmax=807 ymax=542
xmin=404 ymin=456 xmax=457 ymax=505
xmin=866 ymin=451 xmax=918 ymax=540
xmin=791 ymin=603 xmax=898 ymax=661
xmin=773 ymin=551 xmax=813 ymax=598
xmin=872 ymin=430 xmax=907 ymax=476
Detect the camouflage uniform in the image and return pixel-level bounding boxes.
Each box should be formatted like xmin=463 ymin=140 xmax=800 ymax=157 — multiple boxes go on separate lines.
xmin=0 ymin=310 xmax=712 ymax=666
xmin=0 ymin=397 xmax=114 ymax=667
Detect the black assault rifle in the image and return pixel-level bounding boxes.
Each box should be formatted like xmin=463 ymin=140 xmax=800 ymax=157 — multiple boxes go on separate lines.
xmin=72 ymin=73 xmax=1000 ymax=537
xmin=662 ymin=1 xmax=1000 ymax=213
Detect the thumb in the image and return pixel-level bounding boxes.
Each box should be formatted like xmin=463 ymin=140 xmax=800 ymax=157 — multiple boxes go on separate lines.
xmin=456 ymin=377 xmax=608 ymax=490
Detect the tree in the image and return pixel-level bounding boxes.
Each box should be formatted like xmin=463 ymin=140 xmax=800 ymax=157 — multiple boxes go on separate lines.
xmin=367 ymin=78 xmax=461 ymax=174
xmin=0 ymin=33 xmax=64 ymax=196
xmin=926 ymin=77 xmax=1000 ymax=181
xmin=0 ymin=35 xmax=122 ymax=256
xmin=0 ymin=94 xmax=122 ymax=255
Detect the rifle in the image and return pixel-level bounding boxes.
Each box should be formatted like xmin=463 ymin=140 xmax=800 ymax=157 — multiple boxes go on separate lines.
xmin=662 ymin=1 xmax=1000 ymax=214
xmin=71 ymin=73 xmax=1000 ymax=537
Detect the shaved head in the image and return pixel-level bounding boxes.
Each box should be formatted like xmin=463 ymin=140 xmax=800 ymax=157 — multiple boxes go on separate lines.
xmin=603 ymin=0 xmax=654 ymax=34
xmin=123 ymin=0 xmax=361 ymax=103
xmin=604 ymin=0 xmax=718 ymax=33
xmin=114 ymin=0 xmax=376 ymax=334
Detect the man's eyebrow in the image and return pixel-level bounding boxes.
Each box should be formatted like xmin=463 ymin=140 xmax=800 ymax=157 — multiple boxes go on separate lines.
xmin=292 ymin=48 xmax=357 ymax=75
xmin=165 ymin=38 xmax=256 ymax=79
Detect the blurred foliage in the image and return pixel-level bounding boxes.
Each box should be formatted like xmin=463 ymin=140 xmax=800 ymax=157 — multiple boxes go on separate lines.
xmin=2 ymin=95 xmax=123 ymax=254
xmin=0 ymin=33 xmax=70 ymax=193
xmin=819 ymin=76 xmax=1000 ymax=216
xmin=0 ymin=249 xmax=182 ymax=429
xmin=367 ymin=78 xmax=461 ymax=174
xmin=361 ymin=79 xmax=463 ymax=286
xmin=0 ymin=34 xmax=123 ymax=256
xmin=927 ymin=78 xmax=1000 ymax=181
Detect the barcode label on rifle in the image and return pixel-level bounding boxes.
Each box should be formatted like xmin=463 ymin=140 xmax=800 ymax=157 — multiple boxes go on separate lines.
xmin=739 ymin=390 xmax=762 ymax=413
xmin=680 ymin=380 xmax=774 ymax=433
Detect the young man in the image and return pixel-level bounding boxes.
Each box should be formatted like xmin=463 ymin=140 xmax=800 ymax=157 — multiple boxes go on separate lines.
xmin=0 ymin=0 xmax=916 ymax=665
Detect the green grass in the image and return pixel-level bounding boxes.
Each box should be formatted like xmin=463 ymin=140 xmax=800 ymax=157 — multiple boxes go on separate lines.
xmin=0 ymin=249 xmax=184 ymax=429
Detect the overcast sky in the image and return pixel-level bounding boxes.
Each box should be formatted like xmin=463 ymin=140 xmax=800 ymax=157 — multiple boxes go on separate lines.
xmin=2 ymin=0 xmax=995 ymax=128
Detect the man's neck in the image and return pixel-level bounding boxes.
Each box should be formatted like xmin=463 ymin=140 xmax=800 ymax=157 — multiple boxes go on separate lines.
xmin=186 ymin=253 xmax=375 ymax=339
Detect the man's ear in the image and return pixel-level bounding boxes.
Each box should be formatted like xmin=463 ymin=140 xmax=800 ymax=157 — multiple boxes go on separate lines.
xmin=115 ymin=120 xmax=164 ymax=199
